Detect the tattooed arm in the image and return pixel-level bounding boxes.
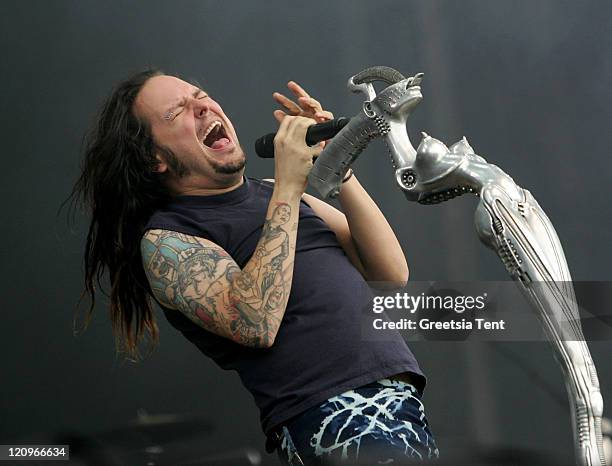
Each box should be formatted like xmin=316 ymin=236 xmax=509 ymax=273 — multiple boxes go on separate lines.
xmin=141 ymin=116 xmax=320 ymax=348
xmin=141 ymin=199 xmax=299 ymax=348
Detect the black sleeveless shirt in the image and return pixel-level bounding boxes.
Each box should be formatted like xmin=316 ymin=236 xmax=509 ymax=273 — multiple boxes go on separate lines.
xmin=144 ymin=177 xmax=424 ymax=434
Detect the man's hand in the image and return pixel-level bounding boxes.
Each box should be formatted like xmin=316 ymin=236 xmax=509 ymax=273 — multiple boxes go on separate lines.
xmin=273 ymin=115 xmax=320 ymax=194
xmin=273 ymin=81 xmax=334 ymax=124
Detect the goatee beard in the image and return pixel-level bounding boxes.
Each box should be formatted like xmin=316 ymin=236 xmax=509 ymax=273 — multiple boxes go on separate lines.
xmin=211 ymin=156 xmax=246 ymax=174
xmin=210 ymin=146 xmax=247 ymax=174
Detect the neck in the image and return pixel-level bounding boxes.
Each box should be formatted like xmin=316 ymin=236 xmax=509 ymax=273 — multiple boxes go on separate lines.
xmin=169 ymin=172 xmax=245 ymax=196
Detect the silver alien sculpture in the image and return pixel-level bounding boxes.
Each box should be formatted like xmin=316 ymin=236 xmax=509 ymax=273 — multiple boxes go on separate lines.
xmin=308 ymin=66 xmax=606 ymax=466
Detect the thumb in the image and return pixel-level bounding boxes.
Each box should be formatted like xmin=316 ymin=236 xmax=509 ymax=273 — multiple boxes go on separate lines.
xmin=273 ymin=110 xmax=287 ymax=123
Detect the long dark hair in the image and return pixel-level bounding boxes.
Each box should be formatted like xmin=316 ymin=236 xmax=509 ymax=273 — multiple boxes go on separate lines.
xmin=70 ymin=68 xmax=169 ymax=360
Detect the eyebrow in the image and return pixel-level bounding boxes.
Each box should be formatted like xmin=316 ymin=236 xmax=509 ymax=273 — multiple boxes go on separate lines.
xmin=163 ymin=88 xmax=207 ymax=117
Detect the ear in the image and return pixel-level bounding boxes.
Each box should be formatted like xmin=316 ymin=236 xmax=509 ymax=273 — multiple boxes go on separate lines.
xmin=153 ymin=153 xmax=169 ymax=173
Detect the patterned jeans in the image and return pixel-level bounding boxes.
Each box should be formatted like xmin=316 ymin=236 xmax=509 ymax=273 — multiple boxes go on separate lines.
xmin=275 ymin=379 xmax=439 ymax=465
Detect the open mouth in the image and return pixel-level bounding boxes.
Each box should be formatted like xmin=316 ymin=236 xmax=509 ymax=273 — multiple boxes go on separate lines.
xmin=202 ymin=121 xmax=231 ymax=150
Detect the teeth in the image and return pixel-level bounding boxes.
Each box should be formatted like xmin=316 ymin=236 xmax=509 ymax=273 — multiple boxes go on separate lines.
xmin=202 ymin=121 xmax=222 ymax=142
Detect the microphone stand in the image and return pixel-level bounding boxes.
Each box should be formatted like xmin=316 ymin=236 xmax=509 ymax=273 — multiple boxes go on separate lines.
xmin=309 ymin=66 xmax=606 ymax=466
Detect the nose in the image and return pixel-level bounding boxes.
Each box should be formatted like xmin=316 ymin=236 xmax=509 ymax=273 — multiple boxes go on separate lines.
xmin=193 ymin=99 xmax=209 ymax=119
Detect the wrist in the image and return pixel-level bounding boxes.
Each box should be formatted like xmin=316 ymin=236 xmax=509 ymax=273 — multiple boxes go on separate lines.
xmin=342 ymin=168 xmax=354 ymax=183
xmin=272 ymin=182 xmax=304 ymax=202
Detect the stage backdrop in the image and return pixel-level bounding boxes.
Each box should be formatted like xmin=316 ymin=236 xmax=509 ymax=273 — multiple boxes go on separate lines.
xmin=1 ymin=1 xmax=611 ymax=464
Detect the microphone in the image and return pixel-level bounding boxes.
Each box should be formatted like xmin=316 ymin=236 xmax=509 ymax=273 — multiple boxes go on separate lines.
xmin=255 ymin=117 xmax=350 ymax=158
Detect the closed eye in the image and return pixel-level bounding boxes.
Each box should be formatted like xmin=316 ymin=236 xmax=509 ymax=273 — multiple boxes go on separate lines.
xmin=164 ymin=90 xmax=208 ymax=121
xmin=164 ymin=105 xmax=183 ymax=121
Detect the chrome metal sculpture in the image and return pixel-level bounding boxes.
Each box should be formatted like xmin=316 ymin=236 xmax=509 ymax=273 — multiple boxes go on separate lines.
xmin=309 ymin=66 xmax=606 ymax=466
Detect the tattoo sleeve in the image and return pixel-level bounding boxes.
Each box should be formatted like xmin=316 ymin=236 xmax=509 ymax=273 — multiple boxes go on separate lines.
xmin=140 ymin=197 xmax=300 ymax=348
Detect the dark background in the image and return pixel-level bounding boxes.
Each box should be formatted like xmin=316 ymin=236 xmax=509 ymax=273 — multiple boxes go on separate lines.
xmin=1 ymin=1 xmax=611 ymax=464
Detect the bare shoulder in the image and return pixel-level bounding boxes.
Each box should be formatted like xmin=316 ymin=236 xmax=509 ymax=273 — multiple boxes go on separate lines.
xmin=142 ymin=228 xmax=211 ymax=248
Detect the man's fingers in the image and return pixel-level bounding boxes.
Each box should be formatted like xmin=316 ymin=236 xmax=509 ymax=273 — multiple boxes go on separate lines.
xmin=277 ymin=114 xmax=293 ymax=130
xmin=286 ymin=115 xmax=317 ymax=140
xmin=311 ymin=141 xmax=325 ymax=158
xmin=273 ymin=92 xmax=301 ymax=115
xmin=275 ymin=83 xmax=332 ymax=132
xmin=275 ymin=115 xmax=314 ymax=139
xmin=314 ymin=110 xmax=334 ymax=122
xmin=298 ymin=96 xmax=323 ymax=113
xmin=284 ymin=116 xmax=316 ymax=148
xmin=277 ymin=109 xmax=332 ymax=124
xmin=287 ymin=81 xmax=310 ymax=99
xmin=275 ymin=116 xmax=320 ymax=159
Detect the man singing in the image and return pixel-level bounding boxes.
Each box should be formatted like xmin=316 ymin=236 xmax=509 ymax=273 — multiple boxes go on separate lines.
xmin=73 ymin=69 xmax=438 ymax=464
